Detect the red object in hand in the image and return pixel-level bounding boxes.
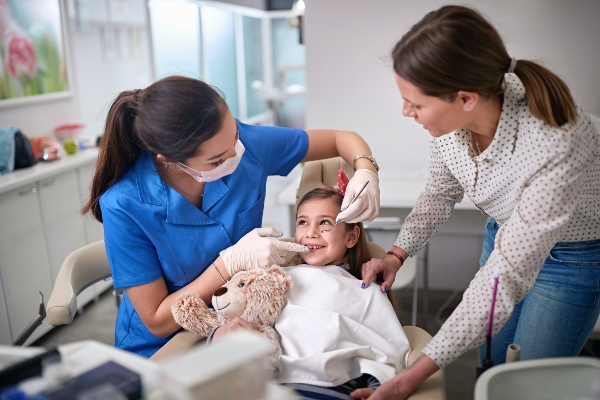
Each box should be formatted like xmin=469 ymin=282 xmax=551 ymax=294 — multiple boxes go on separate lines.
xmin=337 ymin=169 xmax=349 ymax=196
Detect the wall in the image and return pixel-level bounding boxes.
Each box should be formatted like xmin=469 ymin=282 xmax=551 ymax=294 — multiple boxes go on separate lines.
xmin=303 ymin=0 xmax=600 ymax=176
xmin=0 ymin=0 xmax=154 ymax=139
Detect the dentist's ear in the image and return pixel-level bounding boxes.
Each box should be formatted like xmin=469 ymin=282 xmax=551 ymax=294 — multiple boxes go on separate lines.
xmin=345 ymin=225 xmax=361 ymax=249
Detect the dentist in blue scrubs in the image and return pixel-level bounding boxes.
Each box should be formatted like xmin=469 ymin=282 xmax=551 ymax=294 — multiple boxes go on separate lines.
xmin=82 ymin=76 xmax=381 ymax=357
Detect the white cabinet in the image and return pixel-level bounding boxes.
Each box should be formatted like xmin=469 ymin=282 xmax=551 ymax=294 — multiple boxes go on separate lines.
xmin=0 ymin=184 xmax=54 ymax=344
xmin=77 ymin=162 xmax=104 ymax=244
xmin=0 ymin=150 xmax=107 ymax=345
xmin=38 ymin=170 xmax=87 ymax=284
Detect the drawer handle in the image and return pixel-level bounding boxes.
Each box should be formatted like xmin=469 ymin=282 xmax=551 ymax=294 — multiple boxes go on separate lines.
xmin=18 ymin=187 xmax=37 ymax=196
xmin=42 ymin=178 xmax=58 ymax=187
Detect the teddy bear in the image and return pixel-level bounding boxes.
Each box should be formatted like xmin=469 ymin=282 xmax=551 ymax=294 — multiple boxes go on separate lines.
xmin=171 ymin=265 xmax=292 ymax=374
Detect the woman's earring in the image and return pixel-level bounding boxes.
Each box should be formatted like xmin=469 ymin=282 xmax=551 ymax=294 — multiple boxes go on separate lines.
xmin=463 ymin=106 xmax=469 ymax=111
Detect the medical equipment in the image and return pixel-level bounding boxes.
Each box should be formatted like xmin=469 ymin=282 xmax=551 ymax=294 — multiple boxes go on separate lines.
xmin=505 ymin=344 xmax=521 ymax=363
xmin=321 ymin=180 xmax=369 ymax=233
xmin=13 ymin=291 xmax=46 ymax=346
xmin=476 ymin=268 xmax=500 ymax=377
xmin=474 ymin=357 xmax=600 ymax=400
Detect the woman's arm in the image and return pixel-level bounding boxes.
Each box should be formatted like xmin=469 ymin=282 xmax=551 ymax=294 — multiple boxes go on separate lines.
xmin=304 ymin=129 xmax=380 ymax=222
xmin=125 ymin=256 xmax=230 ymax=338
xmin=303 ymin=129 xmax=378 ymax=174
xmin=351 ymin=354 xmax=439 ymax=400
xmin=126 ymin=226 xmax=306 ymax=338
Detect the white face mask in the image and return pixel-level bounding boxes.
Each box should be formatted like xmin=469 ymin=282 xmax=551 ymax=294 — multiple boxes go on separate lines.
xmin=177 ymin=139 xmax=245 ymax=183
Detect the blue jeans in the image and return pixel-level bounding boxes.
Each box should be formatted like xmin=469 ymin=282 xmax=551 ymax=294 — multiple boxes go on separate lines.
xmin=477 ymin=218 xmax=600 ymax=367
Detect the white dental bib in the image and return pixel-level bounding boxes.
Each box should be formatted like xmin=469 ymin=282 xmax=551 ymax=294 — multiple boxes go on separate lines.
xmin=275 ymin=265 xmax=411 ymax=386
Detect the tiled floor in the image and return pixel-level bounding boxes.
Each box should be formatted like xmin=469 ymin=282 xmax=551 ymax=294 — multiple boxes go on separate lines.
xmin=32 ymin=287 xmax=599 ymax=400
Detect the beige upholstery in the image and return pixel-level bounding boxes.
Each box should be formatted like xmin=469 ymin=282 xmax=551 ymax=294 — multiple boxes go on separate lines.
xmin=404 ymin=326 xmax=446 ymax=399
xmin=295 ymin=157 xmax=354 ymax=212
xmin=46 ymin=240 xmax=111 ymax=326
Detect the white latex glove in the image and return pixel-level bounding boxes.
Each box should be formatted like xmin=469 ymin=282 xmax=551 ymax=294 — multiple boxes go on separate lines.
xmin=220 ymin=227 xmax=308 ymax=276
xmin=337 ymin=169 xmax=380 ymax=223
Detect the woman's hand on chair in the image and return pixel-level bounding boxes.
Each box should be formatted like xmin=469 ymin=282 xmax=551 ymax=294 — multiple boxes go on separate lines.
xmin=351 ymin=354 xmax=439 ymax=400
xmin=361 ymin=255 xmax=400 ymax=293
xmin=350 ymin=375 xmax=413 ymax=400
xmin=213 ymin=317 xmax=258 ymax=340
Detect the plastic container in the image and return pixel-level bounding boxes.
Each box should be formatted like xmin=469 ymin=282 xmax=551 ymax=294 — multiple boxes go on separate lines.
xmin=474 ymin=357 xmax=600 ymax=400
xmin=54 ymin=124 xmax=85 ymax=141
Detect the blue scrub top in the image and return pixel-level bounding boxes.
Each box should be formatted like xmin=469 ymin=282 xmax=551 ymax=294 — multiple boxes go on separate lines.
xmin=100 ymin=122 xmax=309 ymax=357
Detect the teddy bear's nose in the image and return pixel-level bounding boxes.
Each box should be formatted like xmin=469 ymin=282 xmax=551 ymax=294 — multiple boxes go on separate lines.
xmin=214 ymin=287 xmax=228 ymax=297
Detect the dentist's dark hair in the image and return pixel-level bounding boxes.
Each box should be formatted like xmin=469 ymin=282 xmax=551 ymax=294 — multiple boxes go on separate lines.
xmin=391 ymin=5 xmax=577 ymax=127
xmin=82 ymin=76 xmax=227 ymax=222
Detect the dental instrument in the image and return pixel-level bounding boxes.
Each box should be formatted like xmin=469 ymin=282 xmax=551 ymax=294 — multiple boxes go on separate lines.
xmin=476 ymin=268 xmax=500 ymax=378
xmin=321 ymin=181 xmax=370 ymax=233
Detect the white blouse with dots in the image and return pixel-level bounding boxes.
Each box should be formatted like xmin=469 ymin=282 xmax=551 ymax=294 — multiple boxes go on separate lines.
xmin=394 ymin=73 xmax=600 ymax=368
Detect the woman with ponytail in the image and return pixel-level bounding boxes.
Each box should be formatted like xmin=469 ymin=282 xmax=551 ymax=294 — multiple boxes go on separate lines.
xmin=82 ymin=75 xmax=381 ymax=358
xmin=356 ymin=6 xmax=600 ymax=400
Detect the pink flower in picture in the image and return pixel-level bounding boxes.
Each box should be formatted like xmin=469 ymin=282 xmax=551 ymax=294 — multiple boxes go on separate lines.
xmin=4 ymin=22 xmax=37 ymax=80
xmin=0 ymin=0 xmax=10 ymax=39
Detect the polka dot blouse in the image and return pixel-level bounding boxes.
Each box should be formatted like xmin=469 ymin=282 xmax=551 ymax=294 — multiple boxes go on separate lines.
xmin=394 ymin=73 xmax=600 ymax=368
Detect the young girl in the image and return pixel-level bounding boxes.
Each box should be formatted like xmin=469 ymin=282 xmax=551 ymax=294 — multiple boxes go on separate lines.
xmin=275 ymin=185 xmax=411 ymax=400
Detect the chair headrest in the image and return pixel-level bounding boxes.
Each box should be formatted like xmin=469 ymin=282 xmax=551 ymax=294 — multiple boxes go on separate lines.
xmin=294 ymin=157 xmax=354 ymax=213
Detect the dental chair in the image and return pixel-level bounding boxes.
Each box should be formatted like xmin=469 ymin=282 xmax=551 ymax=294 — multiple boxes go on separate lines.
xmin=295 ymin=157 xmax=419 ymax=324
xmin=46 ymin=158 xmax=445 ymax=400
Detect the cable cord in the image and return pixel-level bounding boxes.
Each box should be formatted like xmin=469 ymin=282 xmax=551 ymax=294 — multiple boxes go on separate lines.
xmin=433 ymin=288 xmax=461 ymax=327
xmin=433 ymin=264 xmax=481 ymax=327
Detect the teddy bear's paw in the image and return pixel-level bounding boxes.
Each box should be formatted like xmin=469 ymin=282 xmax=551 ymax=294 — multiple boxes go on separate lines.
xmin=171 ymin=292 xmax=219 ymax=336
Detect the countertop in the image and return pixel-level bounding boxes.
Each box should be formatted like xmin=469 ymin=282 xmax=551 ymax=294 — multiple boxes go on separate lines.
xmin=0 ymin=148 xmax=99 ymax=195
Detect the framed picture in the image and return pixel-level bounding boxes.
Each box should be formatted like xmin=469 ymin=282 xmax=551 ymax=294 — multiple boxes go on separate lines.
xmin=0 ymin=0 xmax=72 ymax=108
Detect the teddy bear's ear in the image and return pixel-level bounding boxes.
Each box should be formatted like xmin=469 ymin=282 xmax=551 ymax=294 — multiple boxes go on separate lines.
xmin=268 ymin=265 xmax=292 ymax=292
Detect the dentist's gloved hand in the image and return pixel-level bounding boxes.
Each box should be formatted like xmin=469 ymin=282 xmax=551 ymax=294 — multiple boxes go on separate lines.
xmin=220 ymin=227 xmax=309 ymax=276
xmin=337 ymin=169 xmax=380 ymax=223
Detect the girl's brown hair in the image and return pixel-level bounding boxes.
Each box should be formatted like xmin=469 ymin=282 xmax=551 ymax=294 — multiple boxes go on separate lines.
xmin=295 ymin=188 xmax=397 ymax=310
xmin=391 ymin=5 xmax=577 ymax=127
xmin=82 ymin=76 xmax=227 ymax=222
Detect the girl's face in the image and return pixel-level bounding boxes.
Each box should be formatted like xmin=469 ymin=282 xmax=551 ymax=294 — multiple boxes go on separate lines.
xmin=295 ymin=198 xmax=359 ymax=266
xmin=394 ymin=73 xmax=469 ymax=137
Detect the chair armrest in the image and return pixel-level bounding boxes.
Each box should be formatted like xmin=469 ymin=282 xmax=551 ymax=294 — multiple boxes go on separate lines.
xmin=46 ymin=240 xmax=111 ymax=326
xmin=405 ymin=326 xmax=446 ymax=400
xmin=150 ymin=331 xmax=205 ymax=362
